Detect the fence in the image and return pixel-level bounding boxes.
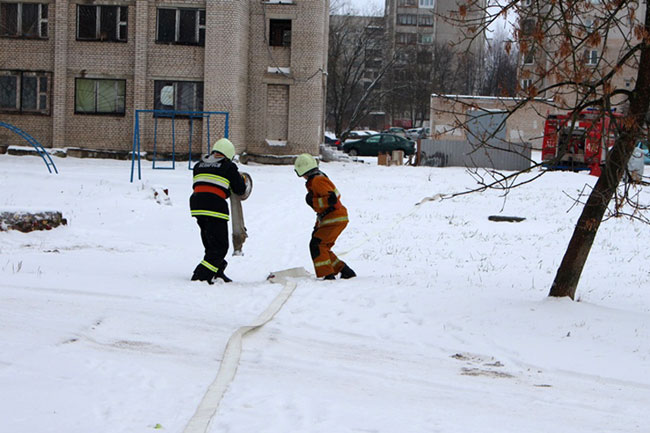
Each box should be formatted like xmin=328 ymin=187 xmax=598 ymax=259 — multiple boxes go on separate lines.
xmin=419 ymin=139 xmax=532 ymax=171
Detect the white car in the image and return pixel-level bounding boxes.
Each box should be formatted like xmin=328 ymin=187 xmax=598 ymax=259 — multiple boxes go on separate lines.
xmin=406 ymin=127 xmax=430 ymax=140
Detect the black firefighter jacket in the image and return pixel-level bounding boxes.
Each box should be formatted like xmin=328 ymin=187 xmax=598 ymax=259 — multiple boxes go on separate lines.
xmin=189 ymin=154 xmax=246 ymax=221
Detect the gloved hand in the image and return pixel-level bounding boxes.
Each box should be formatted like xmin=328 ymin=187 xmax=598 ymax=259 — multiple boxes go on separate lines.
xmin=305 ymin=192 xmax=314 ymax=207
xmin=327 ymin=191 xmax=338 ymax=206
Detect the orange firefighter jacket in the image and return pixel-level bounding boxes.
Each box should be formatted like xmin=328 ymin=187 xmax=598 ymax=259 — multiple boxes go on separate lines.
xmin=305 ymin=172 xmax=348 ymax=226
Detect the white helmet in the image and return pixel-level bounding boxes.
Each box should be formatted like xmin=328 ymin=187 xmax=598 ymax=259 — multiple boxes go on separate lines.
xmin=294 ymin=153 xmax=318 ymax=176
xmin=212 ymin=138 xmax=236 ymax=160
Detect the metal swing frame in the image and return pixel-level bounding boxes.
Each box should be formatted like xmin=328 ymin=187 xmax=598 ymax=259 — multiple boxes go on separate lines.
xmin=130 ymin=109 xmax=229 ymax=182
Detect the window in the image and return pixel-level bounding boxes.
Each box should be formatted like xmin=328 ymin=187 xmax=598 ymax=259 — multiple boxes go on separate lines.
xmin=365 ymin=58 xmax=382 ymax=69
xmin=0 ymin=2 xmax=48 ymax=38
xmin=523 ymin=49 xmax=535 ymax=64
xmin=157 ymin=8 xmax=205 ymax=45
xmin=397 ymin=32 xmax=417 ymax=45
xmin=395 ymin=68 xmax=411 ymax=82
xmin=417 ymin=50 xmax=432 ymax=63
xmin=77 ymin=5 xmax=127 ymax=42
xmin=419 ymin=0 xmax=435 ymax=8
xmin=75 ymin=78 xmax=126 ymax=115
xmin=398 ymin=0 xmax=417 ymax=6
xmin=365 ymin=48 xmax=382 ymax=59
xmin=419 ymin=33 xmax=433 ymax=44
xmin=0 ymin=70 xmax=50 ymax=114
xmin=269 ymin=19 xmax=291 ymax=47
xmin=154 ymin=80 xmax=203 ymax=113
xmin=419 ymin=14 xmax=433 ymax=26
xmin=521 ymin=19 xmax=535 ymax=36
xmin=521 ymin=79 xmax=532 ymax=91
xmin=363 ymin=70 xmax=378 ymax=80
xmin=397 ymin=14 xmax=417 ymax=26
xmin=585 ymin=49 xmax=599 ymax=65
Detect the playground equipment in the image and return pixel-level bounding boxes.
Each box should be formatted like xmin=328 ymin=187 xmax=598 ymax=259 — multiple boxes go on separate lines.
xmin=0 ymin=121 xmax=58 ymax=174
xmin=130 ymin=109 xmax=229 ymax=182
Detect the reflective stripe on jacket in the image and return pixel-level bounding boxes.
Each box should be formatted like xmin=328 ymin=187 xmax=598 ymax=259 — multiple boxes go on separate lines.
xmin=306 ymin=172 xmax=344 ymax=215
xmin=190 ymin=153 xmax=246 ymax=219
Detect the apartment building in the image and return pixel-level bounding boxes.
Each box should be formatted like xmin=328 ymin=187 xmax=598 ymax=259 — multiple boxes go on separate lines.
xmin=383 ymin=0 xmax=486 ymax=127
xmin=0 ymin=0 xmax=329 ymax=157
xmin=517 ymin=0 xmax=641 ymax=110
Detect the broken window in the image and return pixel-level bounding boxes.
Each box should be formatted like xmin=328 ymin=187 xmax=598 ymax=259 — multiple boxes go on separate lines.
xmin=75 ymin=78 xmax=125 ymax=115
xmin=154 ymin=80 xmax=204 ymax=113
xmin=156 ymin=8 xmax=205 ymax=46
xmin=77 ymin=5 xmax=127 ymax=42
xmin=0 ymin=70 xmax=50 ymax=114
xmin=0 ymin=2 xmax=48 ymax=38
xmin=269 ymin=19 xmax=291 ymax=47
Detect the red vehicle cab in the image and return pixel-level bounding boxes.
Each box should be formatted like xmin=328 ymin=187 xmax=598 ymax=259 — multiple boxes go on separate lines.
xmin=542 ymin=109 xmax=621 ymax=176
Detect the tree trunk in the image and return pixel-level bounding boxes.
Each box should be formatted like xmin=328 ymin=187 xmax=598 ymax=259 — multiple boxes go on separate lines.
xmin=549 ymin=7 xmax=650 ymax=299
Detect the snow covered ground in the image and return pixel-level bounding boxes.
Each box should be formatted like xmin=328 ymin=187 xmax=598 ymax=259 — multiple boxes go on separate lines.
xmin=1 ymin=153 xmax=649 ymax=433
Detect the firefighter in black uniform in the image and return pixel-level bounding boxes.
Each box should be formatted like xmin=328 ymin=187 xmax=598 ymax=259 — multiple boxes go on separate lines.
xmin=190 ymin=138 xmax=247 ymax=284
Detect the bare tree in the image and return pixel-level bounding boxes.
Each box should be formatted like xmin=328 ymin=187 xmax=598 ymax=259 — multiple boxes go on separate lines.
xmin=387 ymin=42 xmax=458 ymax=127
xmin=327 ymin=14 xmax=395 ymax=139
xmin=481 ymin=28 xmax=518 ymax=96
xmin=439 ymin=0 xmax=650 ymax=300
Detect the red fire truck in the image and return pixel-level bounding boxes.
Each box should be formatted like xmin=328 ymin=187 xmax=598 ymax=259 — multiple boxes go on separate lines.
xmin=542 ymin=110 xmax=621 ymax=176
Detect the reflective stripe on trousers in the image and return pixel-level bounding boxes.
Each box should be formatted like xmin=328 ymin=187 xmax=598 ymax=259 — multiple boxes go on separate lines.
xmin=191 ymin=210 xmax=230 ymax=220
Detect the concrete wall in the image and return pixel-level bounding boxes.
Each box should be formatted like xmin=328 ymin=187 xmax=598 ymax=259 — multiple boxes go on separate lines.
xmin=430 ymin=94 xmax=552 ymax=149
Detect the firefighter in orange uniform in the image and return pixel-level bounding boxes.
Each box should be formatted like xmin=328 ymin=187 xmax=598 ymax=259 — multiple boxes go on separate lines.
xmin=294 ymin=153 xmax=356 ymax=280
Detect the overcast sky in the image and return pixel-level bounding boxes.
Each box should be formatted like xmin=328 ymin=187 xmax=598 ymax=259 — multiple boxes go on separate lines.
xmin=340 ymin=0 xmax=385 ymax=15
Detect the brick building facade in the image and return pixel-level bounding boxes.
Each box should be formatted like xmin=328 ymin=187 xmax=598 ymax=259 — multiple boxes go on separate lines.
xmin=0 ymin=0 xmax=329 ymax=157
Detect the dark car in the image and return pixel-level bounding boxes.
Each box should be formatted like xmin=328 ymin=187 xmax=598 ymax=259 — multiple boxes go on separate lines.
xmin=324 ymin=134 xmax=341 ymax=148
xmin=342 ymin=133 xmax=415 ymax=157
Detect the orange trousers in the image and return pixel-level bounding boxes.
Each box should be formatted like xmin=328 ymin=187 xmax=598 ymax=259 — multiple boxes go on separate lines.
xmin=310 ymin=209 xmax=349 ymax=277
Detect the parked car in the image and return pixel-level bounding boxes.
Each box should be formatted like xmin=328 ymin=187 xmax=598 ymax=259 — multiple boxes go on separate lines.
xmin=342 ymin=133 xmax=415 ymax=157
xmin=344 ymin=130 xmax=372 ymax=141
xmin=382 ymin=127 xmax=407 ymax=137
xmin=324 ymin=132 xmax=341 ymax=148
xmin=406 ymin=127 xmax=431 ymax=140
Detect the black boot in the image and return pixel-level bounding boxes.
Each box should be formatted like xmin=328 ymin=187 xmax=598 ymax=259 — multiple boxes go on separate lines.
xmin=215 ymin=260 xmax=232 ymax=283
xmin=216 ymin=269 xmax=232 ymax=283
xmin=340 ymin=264 xmax=356 ymax=279
xmin=323 ymin=273 xmax=336 ymax=280
xmin=191 ymin=265 xmax=215 ymax=285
